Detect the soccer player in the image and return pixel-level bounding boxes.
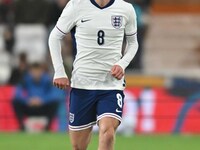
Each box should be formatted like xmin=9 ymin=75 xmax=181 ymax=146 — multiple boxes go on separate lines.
xmin=48 ymin=0 xmax=138 ymax=149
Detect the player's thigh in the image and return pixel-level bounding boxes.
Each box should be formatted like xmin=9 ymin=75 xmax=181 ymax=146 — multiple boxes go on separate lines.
xmin=69 ymin=88 xmax=97 ymax=130
xmin=97 ymin=90 xmax=125 ymax=124
xmin=69 ymin=127 xmax=93 ymax=147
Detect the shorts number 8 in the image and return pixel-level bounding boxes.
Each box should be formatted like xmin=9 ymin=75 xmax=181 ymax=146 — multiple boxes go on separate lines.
xmin=116 ymin=93 xmax=123 ymax=108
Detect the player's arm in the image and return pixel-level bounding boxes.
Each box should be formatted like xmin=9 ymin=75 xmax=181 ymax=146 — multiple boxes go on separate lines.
xmin=48 ymin=0 xmax=77 ymax=89
xmin=111 ymin=5 xmax=138 ymax=80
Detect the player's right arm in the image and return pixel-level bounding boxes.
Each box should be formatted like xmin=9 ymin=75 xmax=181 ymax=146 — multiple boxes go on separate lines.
xmin=48 ymin=0 xmax=77 ymax=89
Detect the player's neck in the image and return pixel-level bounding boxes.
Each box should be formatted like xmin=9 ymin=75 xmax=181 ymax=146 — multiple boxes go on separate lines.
xmin=95 ymin=0 xmax=111 ymax=7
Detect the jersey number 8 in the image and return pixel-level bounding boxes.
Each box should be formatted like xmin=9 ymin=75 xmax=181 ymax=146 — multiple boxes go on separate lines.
xmin=97 ymin=30 xmax=105 ymax=45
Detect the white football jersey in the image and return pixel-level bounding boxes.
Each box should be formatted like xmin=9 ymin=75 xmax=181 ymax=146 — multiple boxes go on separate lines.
xmin=55 ymin=0 xmax=137 ymax=90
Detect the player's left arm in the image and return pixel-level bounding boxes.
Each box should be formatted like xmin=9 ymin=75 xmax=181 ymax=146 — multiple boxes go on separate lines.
xmin=111 ymin=5 xmax=138 ymax=80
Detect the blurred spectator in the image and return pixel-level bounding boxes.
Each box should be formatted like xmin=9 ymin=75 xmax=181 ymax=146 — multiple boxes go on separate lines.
xmin=9 ymin=53 xmax=27 ymax=85
xmin=0 ymin=0 xmax=15 ymax=53
xmin=12 ymin=62 xmax=62 ymax=131
xmin=3 ymin=26 xmax=14 ymax=53
xmin=0 ymin=0 xmax=9 ymax=23
xmin=14 ymin=0 xmax=50 ymax=25
xmin=0 ymin=0 xmax=14 ymax=25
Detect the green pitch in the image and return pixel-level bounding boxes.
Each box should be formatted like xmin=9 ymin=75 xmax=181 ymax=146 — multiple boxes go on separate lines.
xmin=0 ymin=133 xmax=200 ymax=150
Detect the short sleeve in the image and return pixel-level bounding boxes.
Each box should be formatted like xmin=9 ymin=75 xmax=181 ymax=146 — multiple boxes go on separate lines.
xmin=125 ymin=5 xmax=137 ymax=36
xmin=56 ymin=0 xmax=77 ymax=34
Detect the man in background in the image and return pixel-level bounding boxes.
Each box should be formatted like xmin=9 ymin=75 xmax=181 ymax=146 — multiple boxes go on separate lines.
xmin=9 ymin=53 xmax=27 ymax=85
xmin=12 ymin=62 xmax=63 ymax=131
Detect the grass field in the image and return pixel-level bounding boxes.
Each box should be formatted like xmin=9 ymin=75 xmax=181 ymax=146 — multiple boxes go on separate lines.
xmin=0 ymin=133 xmax=200 ymax=150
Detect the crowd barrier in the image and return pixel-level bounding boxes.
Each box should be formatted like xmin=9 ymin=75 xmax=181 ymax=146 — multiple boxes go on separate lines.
xmin=1 ymin=85 xmax=200 ymax=133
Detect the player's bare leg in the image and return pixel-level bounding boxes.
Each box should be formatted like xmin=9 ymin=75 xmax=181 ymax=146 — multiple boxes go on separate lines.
xmin=98 ymin=117 xmax=120 ymax=150
xmin=69 ymin=127 xmax=93 ymax=150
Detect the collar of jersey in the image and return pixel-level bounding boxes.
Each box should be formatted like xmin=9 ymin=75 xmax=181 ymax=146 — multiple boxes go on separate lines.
xmin=90 ymin=0 xmax=115 ymax=9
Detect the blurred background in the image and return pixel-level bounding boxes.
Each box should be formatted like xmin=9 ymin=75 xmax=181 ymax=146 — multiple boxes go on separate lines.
xmin=0 ymin=0 xmax=200 ymax=149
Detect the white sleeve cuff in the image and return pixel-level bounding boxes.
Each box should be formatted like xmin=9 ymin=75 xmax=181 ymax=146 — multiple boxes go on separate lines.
xmin=53 ymin=65 xmax=68 ymax=79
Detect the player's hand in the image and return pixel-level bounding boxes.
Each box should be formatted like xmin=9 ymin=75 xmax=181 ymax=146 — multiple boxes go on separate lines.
xmin=28 ymin=97 xmax=42 ymax=107
xmin=111 ymin=65 xmax=124 ymax=80
xmin=53 ymin=77 xmax=69 ymax=90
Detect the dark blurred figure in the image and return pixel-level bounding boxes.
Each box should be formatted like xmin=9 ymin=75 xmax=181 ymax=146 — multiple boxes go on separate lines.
xmin=9 ymin=53 xmax=27 ymax=85
xmin=12 ymin=62 xmax=61 ymax=131
xmin=0 ymin=0 xmax=9 ymax=23
xmin=48 ymin=0 xmax=68 ymax=26
xmin=14 ymin=0 xmax=50 ymax=24
xmin=0 ymin=0 xmax=15 ymax=53
xmin=0 ymin=0 xmax=14 ymax=25
xmin=3 ymin=26 xmax=15 ymax=53
xmin=127 ymin=0 xmax=151 ymax=70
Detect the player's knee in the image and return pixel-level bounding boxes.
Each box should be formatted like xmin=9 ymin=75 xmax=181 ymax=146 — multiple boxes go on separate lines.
xmin=100 ymin=125 xmax=115 ymax=143
xmin=71 ymin=139 xmax=88 ymax=150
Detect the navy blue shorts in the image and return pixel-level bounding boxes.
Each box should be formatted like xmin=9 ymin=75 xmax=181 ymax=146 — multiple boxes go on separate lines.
xmin=69 ymin=88 xmax=125 ymax=131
